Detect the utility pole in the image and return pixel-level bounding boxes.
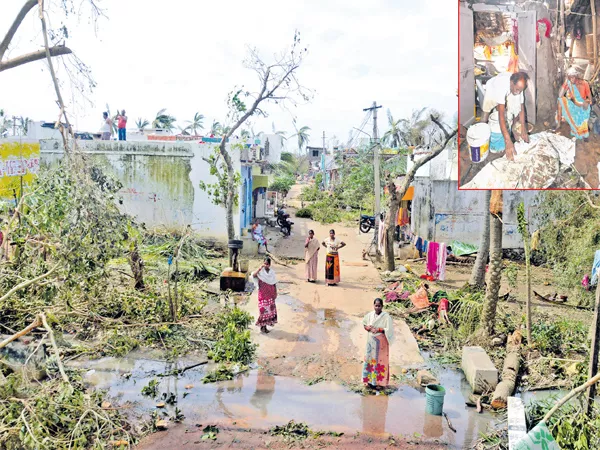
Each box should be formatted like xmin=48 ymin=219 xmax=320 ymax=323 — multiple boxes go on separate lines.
xmin=323 ymin=131 xmax=326 ymax=155
xmin=363 ymin=101 xmax=382 ymax=250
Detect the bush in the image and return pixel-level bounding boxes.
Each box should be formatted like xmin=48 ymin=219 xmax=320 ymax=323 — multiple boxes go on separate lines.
xmin=295 ymin=208 xmax=313 ymax=218
xmin=310 ymin=199 xmax=342 ymax=224
xmin=208 ymin=322 xmax=257 ymax=365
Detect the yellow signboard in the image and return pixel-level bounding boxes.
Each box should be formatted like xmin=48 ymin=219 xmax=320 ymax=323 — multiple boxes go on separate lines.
xmin=0 ymin=141 xmax=40 ymax=199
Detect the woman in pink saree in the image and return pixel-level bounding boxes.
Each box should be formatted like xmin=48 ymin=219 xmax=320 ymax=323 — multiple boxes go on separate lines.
xmin=252 ymin=257 xmax=278 ymax=334
xmin=304 ymin=229 xmax=319 ymax=282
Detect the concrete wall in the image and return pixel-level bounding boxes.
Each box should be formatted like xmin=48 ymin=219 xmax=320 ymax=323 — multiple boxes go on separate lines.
xmin=39 ymin=139 xmax=242 ymax=239
xmin=411 ymin=178 xmax=537 ymax=249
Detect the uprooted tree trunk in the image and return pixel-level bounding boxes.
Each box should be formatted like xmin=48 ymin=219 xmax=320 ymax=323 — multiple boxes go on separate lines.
xmin=478 ymin=191 xmax=503 ymax=337
xmin=383 ymin=115 xmax=458 ymax=271
xmin=469 ymin=190 xmax=491 ymax=288
xmin=491 ymin=330 xmax=522 ymax=409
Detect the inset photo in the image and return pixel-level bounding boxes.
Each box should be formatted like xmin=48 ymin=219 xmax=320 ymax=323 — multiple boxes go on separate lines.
xmin=459 ymin=0 xmax=600 ymax=189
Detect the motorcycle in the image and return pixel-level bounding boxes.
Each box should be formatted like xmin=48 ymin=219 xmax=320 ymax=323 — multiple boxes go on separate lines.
xmin=277 ymin=208 xmax=293 ymax=236
xmin=359 ymin=214 xmax=375 ymax=233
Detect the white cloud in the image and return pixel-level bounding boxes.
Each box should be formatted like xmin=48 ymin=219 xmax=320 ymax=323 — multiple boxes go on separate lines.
xmin=0 ymin=0 xmax=457 ymax=148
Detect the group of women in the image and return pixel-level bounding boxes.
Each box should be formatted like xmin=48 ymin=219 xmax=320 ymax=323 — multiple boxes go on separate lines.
xmin=251 ymin=229 xmax=395 ymax=389
xmin=304 ymin=229 xmax=346 ymax=286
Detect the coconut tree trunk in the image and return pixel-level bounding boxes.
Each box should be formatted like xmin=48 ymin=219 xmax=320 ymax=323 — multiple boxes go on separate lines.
xmin=469 ymin=190 xmax=491 ymax=288
xmin=479 ymin=191 xmax=503 ymax=336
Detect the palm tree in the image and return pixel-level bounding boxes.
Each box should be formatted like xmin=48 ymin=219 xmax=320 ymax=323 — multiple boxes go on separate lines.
xmin=272 ymin=122 xmax=288 ymax=146
xmin=479 ymin=191 xmax=503 ymax=336
xmin=382 ymin=109 xmax=403 ymax=148
xmin=177 ymin=125 xmax=191 ymax=136
xmin=186 ymin=112 xmax=205 ymax=136
xmin=397 ymin=108 xmax=431 ymax=147
xmin=469 ymin=190 xmax=491 ymax=288
xmin=209 ymin=120 xmax=222 ymax=136
xmin=293 ymin=125 xmax=311 ymax=154
xmin=152 ymin=109 xmax=177 ymax=131
xmin=135 ymin=118 xmax=150 ymax=132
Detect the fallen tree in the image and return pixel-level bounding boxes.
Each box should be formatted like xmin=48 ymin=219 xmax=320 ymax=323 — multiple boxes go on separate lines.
xmin=491 ymin=330 xmax=522 ymax=409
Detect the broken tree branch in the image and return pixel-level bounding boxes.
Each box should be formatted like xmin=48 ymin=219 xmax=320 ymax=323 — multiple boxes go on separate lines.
xmin=0 ymin=263 xmax=60 ymax=303
xmin=543 ymin=371 xmax=600 ymax=423
xmin=0 ymin=45 xmax=72 ymax=72
xmin=0 ymin=0 xmax=38 ymax=61
xmin=39 ymin=312 xmax=70 ymax=384
xmin=0 ymin=317 xmax=41 ymax=350
xmin=39 ymin=0 xmax=73 ymax=154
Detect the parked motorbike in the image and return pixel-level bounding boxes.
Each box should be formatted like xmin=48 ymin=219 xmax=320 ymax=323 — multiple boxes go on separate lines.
xmin=277 ymin=208 xmax=293 ymax=236
xmin=359 ymin=214 xmax=375 ymax=233
xmin=276 ymin=208 xmax=289 ymax=228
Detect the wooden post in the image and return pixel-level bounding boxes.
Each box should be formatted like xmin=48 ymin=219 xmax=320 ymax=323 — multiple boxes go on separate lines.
xmin=586 ymin=279 xmax=600 ymax=414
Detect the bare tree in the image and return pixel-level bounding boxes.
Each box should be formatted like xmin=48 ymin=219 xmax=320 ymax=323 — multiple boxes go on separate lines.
xmin=383 ymin=115 xmax=457 ymax=271
xmin=469 ymin=190 xmax=491 ymax=288
xmin=200 ymin=31 xmax=312 ymax=260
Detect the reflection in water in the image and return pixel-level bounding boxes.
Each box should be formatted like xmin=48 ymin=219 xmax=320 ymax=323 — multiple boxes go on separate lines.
xmin=423 ymin=412 xmax=443 ymax=438
xmin=249 ymin=371 xmax=276 ymax=417
xmin=361 ymin=395 xmax=389 ymax=435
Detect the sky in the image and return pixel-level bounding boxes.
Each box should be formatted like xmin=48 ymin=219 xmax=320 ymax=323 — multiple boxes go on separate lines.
xmin=0 ymin=0 xmax=458 ymax=150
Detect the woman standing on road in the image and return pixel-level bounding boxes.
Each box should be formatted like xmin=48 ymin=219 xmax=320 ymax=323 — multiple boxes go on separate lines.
xmin=304 ymin=229 xmax=320 ymax=282
xmin=362 ymin=298 xmax=395 ymax=389
xmin=252 ymin=257 xmax=278 ymax=334
xmin=322 ymin=229 xmax=346 ymax=286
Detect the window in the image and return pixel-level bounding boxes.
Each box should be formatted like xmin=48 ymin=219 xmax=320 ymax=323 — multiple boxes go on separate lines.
xmin=312 ymin=150 xmax=319 ymax=157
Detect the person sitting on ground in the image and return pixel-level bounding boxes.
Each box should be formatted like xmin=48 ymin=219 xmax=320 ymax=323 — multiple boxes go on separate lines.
xmin=557 ymin=66 xmax=592 ymax=141
xmin=480 ymin=71 xmax=530 ymax=161
xmin=251 ymin=219 xmax=269 ymax=254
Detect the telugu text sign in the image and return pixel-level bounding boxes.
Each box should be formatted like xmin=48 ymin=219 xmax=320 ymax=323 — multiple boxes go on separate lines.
xmin=0 ymin=141 xmax=40 ymax=199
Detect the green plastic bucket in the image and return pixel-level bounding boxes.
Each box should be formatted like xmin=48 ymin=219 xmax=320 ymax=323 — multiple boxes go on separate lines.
xmin=425 ymin=384 xmax=446 ymax=416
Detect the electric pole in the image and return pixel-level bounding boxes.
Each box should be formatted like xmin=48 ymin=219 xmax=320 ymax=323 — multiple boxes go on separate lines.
xmin=323 ymin=131 xmax=326 ymax=155
xmin=363 ymin=101 xmax=382 ymax=250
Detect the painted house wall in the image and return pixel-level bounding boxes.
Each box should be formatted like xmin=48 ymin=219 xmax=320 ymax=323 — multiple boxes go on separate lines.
xmin=37 ymin=139 xmax=242 ymax=239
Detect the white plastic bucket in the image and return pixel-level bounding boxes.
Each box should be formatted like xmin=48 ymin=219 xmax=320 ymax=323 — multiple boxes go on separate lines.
xmin=466 ymin=123 xmax=491 ymax=163
xmin=488 ymin=112 xmax=505 ymax=152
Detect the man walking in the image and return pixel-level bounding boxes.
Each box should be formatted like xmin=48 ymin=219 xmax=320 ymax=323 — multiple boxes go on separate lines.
xmin=117 ymin=110 xmax=128 ymax=141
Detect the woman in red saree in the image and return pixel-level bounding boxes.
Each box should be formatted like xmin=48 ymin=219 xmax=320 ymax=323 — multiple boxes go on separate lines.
xmin=362 ymin=298 xmax=395 ymax=389
xmin=252 ymin=257 xmax=278 ymax=334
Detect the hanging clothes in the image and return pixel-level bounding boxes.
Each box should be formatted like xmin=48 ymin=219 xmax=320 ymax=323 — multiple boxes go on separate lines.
xmin=426 ymin=241 xmax=447 ymax=281
xmin=507 ymin=43 xmax=519 ymax=73
xmin=377 ymin=219 xmax=385 ymax=254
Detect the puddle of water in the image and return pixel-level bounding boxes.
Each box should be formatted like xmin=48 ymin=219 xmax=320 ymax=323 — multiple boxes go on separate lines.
xmin=71 ymin=354 xmax=496 ymax=449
